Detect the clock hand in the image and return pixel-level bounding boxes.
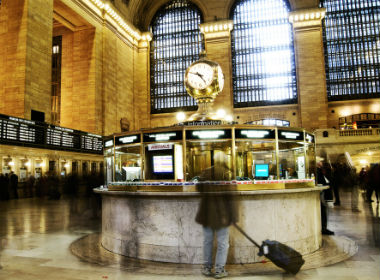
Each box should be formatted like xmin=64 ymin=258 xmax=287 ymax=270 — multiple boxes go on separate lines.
xmin=189 ymin=72 xmax=206 ymax=83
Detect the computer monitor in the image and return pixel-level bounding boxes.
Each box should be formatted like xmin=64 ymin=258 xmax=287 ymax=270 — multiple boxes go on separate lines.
xmin=152 ymin=155 xmax=174 ymax=173
xmin=255 ymin=164 xmax=269 ymax=179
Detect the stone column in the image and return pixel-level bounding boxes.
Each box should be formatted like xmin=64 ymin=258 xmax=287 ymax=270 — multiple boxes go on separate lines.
xmin=133 ymin=37 xmax=151 ymax=131
xmin=200 ymin=20 xmax=234 ymax=117
xmin=0 ymin=0 xmax=53 ymax=121
xmin=289 ymin=8 xmax=328 ymax=130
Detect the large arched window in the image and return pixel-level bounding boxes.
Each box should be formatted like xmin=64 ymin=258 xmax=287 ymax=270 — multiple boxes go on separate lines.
xmin=321 ymin=0 xmax=380 ymax=101
xmin=231 ymin=0 xmax=297 ymax=108
xmin=150 ymin=0 xmax=204 ymax=114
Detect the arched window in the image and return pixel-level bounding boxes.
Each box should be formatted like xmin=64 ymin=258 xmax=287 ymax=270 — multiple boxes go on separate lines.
xmin=321 ymin=0 xmax=380 ymax=101
xmin=150 ymin=0 xmax=204 ymax=114
xmin=231 ymin=0 xmax=297 ymax=108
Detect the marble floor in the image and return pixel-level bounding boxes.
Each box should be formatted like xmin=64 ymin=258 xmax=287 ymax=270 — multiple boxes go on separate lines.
xmin=0 ymin=190 xmax=379 ymax=280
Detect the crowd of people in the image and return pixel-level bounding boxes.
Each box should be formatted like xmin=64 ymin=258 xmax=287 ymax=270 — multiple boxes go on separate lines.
xmin=316 ymin=160 xmax=379 ymax=236
xmin=0 ymin=171 xmax=19 ymax=200
xmin=317 ymin=160 xmax=380 ymax=208
xmin=0 ymin=171 xmax=104 ymax=200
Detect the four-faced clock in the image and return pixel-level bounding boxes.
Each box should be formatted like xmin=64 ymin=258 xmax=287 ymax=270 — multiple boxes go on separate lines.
xmin=184 ymin=58 xmax=224 ymax=99
xmin=186 ymin=63 xmax=214 ymax=90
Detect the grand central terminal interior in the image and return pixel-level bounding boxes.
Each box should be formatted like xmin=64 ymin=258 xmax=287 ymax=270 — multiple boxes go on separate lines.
xmin=0 ymin=0 xmax=379 ymax=279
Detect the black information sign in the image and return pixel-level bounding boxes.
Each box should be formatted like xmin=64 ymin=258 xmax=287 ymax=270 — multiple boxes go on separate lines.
xmin=115 ymin=134 xmax=141 ymax=146
xmin=235 ymin=129 xmax=275 ymax=139
xmin=0 ymin=113 xmax=103 ymax=154
xmin=278 ymin=130 xmax=304 ymax=141
xmin=186 ymin=129 xmax=232 ymax=140
xmin=143 ymin=131 xmax=183 ymax=142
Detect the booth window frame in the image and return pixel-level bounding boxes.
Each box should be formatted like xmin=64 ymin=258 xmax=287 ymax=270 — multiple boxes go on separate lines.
xmin=149 ymin=0 xmax=204 ymax=114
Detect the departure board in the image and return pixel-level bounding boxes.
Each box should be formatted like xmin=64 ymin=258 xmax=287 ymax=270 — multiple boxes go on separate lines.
xmin=46 ymin=126 xmax=80 ymax=149
xmin=0 ymin=114 xmax=103 ymax=154
xmin=81 ymin=134 xmax=103 ymax=152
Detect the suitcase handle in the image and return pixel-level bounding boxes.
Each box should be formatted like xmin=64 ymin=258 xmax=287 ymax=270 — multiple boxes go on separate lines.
xmin=233 ymin=222 xmax=261 ymax=248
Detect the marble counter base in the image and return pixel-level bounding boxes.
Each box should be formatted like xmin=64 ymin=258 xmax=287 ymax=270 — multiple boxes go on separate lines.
xmin=99 ymin=188 xmax=323 ymax=264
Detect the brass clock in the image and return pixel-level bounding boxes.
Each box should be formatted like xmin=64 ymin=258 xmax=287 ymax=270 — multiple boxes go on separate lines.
xmin=184 ymin=58 xmax=224 ymax=103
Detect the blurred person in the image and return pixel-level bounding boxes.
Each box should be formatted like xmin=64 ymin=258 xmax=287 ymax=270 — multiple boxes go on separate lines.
xmin=0 ymin=174 xmax=9 ymax=200
xmin=349 ymin=167 xmax=360 ymax=212
xmin=331 ymin=163 xmax=341 ymax=206
xmin=316 ymin=161 xmax=334 ymax=235
xmin=195 ymin=165 xmax=239 ymax=279
xmin=9 ymin=171 xmax=18 ymax=199
xmin=25 ymin=175 xmax=35 ymax=197
xmin=358 ymin=167 xmax=368 ymax=191
xmin=367 ymin=164 xmax=380 ymax=203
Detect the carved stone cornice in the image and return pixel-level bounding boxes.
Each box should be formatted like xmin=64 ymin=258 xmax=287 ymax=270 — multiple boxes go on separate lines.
xmin=289 ymin=8 xmax=326 ymax=31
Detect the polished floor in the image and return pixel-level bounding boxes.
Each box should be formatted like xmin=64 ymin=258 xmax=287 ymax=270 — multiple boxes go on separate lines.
xmin=0 ymin=190 xmax=379 ymax=280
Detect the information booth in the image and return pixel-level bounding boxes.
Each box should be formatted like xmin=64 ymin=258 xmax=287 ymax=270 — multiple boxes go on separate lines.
xmin=104 ymin=124 xmax=316 ymax=190
xmin=97 ymin=124 xmax=325 ymax=265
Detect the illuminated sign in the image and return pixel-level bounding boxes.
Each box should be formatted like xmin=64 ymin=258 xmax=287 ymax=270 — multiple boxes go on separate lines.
xmin=120 ymin=136 xmax=137 ymax=143
xmin=235 ymin=129 xmax=275 ymax=139
xmin=105 ymin=140 xmax=114 ymax=147
xmin=278 ymin=130 xmax=303 ymax=140
xmin=241 ymin=130 xmax=269 ymax=138
xmin=143 ymin=131 xmax=182 ymax=142
xmin=115 ymin=134 xmax=141 ymax=145
xmin=192 ymin=130 xmax=225 ymax=139
xmin=148 ymin=143 xmax=173 ymax=151
xmin=186 ymin=129 xmax=231 ymax=140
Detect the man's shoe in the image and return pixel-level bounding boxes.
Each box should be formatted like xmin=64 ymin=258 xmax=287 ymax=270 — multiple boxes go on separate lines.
xmin=214 ymin=269 xmax=228 ymax=279
xmin=201 ymin=266 xmax=213 ymax=277
xmin=322 ymin=229 xmax=334 ymax=235
xmin=334 ymin=202 xmax=340 ymax=206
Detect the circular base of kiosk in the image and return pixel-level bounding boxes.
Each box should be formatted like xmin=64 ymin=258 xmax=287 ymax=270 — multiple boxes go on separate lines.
xmin=71 ymin=231 xmax=357 ymax=275
xmin=95 ymin=187 xmax=327 ymax=264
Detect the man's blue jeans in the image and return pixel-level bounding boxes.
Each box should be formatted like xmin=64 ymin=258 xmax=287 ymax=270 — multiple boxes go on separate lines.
xmin=203 ymin=226 xmax=229 ymax=270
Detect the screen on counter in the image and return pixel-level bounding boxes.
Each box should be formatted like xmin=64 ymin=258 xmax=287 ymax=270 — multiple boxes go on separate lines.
xmin=153 ymin=155 xmax=173 ymax=173
xmin=255 ymin=164 xmax=269 ymax=178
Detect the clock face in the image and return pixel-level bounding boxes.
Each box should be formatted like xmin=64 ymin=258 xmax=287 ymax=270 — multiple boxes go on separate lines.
xmin=187 ymin=63 xmax=214 ymax=90
xmin=217 ymin=66 xmax=224 ymax=91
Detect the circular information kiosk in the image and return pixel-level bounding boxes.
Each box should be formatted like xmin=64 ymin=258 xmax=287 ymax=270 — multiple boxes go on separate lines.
xmin=95 ymin=124 xmax=323 ymax=264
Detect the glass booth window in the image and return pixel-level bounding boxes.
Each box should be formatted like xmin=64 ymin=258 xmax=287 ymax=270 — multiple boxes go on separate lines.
xmin=278 ymin=141 xmax=305 ymax=179
xmin=305 ymin=142 xmax=316 ymax=179
xmin=186 ymin=141 xmax=232 ymax=181
xmin=235 ymin=140 xmax=277 ymax=180
xmin=115 ymin=145 xmax=141 ymax=182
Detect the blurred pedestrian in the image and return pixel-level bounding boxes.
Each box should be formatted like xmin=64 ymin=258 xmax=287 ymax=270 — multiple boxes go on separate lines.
xmin=10 ymin=172 xmax=18 ymax=199
xmin=0 ymin=174 xmax=9 ymax=200
xmin=331 ymin=163 xmax=341 ymax=206
xmin=349 ymin=167 xmax=360 ymax=212
xmin=195 ymin=165 xmax=238 ymax=279
xmin=317 ymin=161 xmax=334 ymax=235
xmin=368 ymin=164 xmax=380 ymax=203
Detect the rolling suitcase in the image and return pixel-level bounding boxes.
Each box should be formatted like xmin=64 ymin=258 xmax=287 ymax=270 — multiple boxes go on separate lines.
xmin=233 ymin=223 xmax=305 ymax=274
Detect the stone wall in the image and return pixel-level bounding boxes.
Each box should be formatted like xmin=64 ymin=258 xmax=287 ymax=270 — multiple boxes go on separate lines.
xmin=0 ymin=0 xmax=28 ymax=119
